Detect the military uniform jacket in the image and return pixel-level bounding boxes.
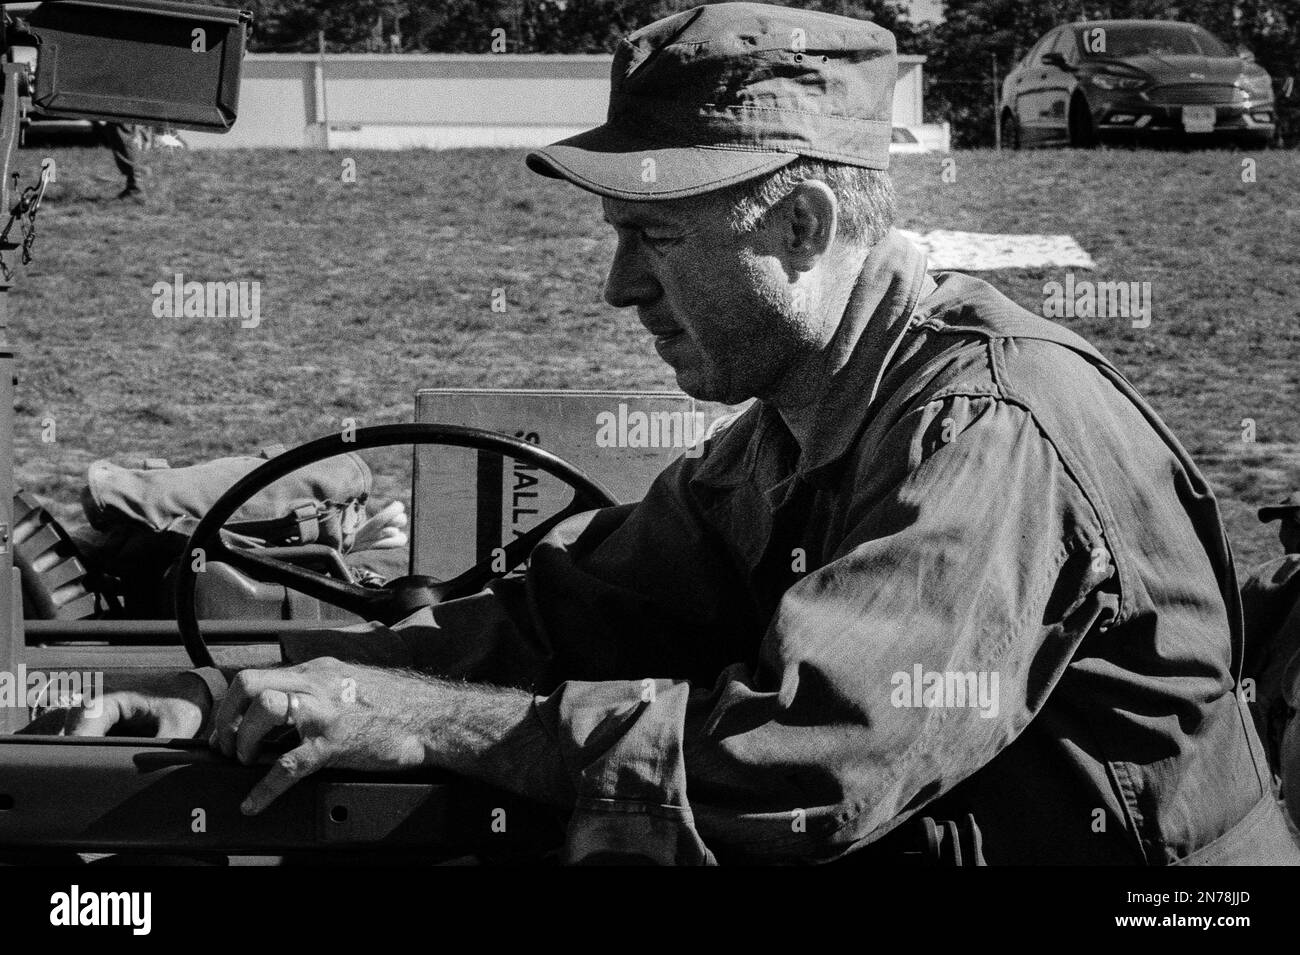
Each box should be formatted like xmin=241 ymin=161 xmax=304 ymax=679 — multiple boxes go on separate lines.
xmin=284 ymin=230 xmax=1295 ymax=865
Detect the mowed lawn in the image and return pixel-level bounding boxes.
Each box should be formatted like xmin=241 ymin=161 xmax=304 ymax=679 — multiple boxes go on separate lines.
xmin=8 ymin=145 xmax=1299 ymax=572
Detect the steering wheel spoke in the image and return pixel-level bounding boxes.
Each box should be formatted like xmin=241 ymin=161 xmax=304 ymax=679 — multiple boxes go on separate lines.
xmin=212 ymin=543 xmax=383 ymax=619
xmin=434 ymin=495 xmax=590 ymax=603
xmin=175 ymin=425 xmax=617 ymax=668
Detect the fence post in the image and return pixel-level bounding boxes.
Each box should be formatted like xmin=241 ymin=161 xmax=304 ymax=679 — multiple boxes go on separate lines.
xmin=315 ymin=29 xmax=331 ymax=150
xmin=992 ymin=53 xmax=1001 ymax=150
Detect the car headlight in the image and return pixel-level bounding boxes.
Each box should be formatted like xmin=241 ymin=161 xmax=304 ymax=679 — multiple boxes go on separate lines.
xmin=1239 ymin=72 xmax=1274 ymax=97
xmin=1089 ymin=72 xmax=1148 ymax=91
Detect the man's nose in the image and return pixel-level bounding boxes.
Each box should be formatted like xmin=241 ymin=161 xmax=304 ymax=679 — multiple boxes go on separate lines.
xmin=604 ymin=237 xmax=660 ymax=309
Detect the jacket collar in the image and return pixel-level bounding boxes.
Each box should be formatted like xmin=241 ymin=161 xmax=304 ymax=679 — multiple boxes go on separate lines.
xmin=696 ymin=228 xmax=932 ymax=493
xmin=797 ymin=227 xmax=933 ymax=479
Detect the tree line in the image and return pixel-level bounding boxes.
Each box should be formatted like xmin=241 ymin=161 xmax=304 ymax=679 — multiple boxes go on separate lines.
xmin=243 ymin=0 xmax=1300 ymax=146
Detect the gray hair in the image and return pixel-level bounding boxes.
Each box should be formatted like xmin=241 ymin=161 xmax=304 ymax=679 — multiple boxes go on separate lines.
xmin=718 ymin=157 xmax=896 ymax=247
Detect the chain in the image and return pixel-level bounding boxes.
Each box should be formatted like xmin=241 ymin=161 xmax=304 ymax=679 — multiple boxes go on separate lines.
xmin=20 ymin=211 xmax=37 ymax=264
xmin=0 ymin=162 xmax=53 ymax=280
xmin=0 ymin=197 xmax=24 ymax=282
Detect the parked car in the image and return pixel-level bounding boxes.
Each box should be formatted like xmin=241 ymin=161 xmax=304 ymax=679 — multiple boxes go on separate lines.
xmin=1000 ymin=20 xmax=1277 ymax=148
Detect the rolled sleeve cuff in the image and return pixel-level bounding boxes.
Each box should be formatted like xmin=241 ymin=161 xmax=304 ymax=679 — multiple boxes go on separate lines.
xmin=532 ymin=678 xmax=715 ymax=866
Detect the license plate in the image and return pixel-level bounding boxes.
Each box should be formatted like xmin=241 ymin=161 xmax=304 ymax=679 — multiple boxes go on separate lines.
xmin=1182 ymin=105 xmax=1217 ymax=133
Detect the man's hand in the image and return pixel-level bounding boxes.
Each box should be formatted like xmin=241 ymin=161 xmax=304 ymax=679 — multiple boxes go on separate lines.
xmin=212 ymin=657 xmax=427 ymax=816
xmin=351 ymin=500 xmax=408 ymax=551
xmin=22 ymin=673 xmax=212 ymax=738
xmin=211 ymin=657 xmax=572 ymax=817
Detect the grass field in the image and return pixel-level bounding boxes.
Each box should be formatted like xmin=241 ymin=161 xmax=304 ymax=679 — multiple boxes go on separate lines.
xmin=7 ymin=145 xmax=1298 ymax=572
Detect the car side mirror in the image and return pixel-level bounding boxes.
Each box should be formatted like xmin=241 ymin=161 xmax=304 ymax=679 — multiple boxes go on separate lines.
xmin=1237 ymin=49 xmax=1256 ymax=63
xmin=1041 ymin=52 xmax=1071 ymax=70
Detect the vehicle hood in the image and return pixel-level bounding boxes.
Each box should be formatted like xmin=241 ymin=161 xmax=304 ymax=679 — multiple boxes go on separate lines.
xmin=1090 ymin=54 xmax=1253 ymax=85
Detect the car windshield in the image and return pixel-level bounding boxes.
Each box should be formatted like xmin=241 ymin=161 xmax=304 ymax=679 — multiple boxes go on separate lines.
xmin=1077 ymin=24 xmax=1232 ymax=58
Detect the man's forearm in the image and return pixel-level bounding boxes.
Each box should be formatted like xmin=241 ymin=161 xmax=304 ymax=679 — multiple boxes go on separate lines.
xmin=193 ymin=656 xmax=576 ymax=811
xmin=369 ymin=667 xmax=576 ymax=809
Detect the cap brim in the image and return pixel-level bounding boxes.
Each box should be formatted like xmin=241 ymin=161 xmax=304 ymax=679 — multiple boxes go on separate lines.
xmin=526 ymin=123 xmax=798 ymax=201
xmin=1259 ymin=506 xmax=1300 ymax=523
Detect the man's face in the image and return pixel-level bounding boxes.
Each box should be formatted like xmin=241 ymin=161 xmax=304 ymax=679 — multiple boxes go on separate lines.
xmin=600 ymin=193 xmax=827 ymax=404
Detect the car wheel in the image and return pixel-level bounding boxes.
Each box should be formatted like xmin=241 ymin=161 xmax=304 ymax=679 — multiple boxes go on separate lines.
xmin=1068 ymin=94 xmax=1097 ymax=148
xmin=1000 ymin=110 xmax=1022 ymax=149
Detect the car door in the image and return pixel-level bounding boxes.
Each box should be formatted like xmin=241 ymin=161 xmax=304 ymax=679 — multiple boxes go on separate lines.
xmin=1015 ymin=29 xmax=1061 ymax=143
xmin=1004 ymin=33 xmax=1046 ymax=139
xmin=1039 ymin=27 xmax=1080 ymax=142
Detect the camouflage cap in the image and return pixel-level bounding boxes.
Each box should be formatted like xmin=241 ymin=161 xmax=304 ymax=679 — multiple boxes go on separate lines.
xmin=526 ymin=1 xmax=897 ymax=201
xmin=1260 ymin=492 xmax=1300 ymax=523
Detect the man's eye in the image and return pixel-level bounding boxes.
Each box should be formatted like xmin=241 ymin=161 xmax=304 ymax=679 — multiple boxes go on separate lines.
xmin=640 ymin=231 xmax=684 ymax=249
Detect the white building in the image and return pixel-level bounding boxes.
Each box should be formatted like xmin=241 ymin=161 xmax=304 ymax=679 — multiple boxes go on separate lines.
xmin=187 ymin=52 xmax=936 ymax=151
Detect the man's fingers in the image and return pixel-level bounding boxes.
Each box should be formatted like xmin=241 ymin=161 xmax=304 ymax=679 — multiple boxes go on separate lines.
xmin=371 ymin=526 xmax=407 ymax=549
xmin=214 ymin=667 xmax=324 ymax=756
xmin=213 ymin=668 xmax=275 ymax=756
xmin=155 ymin=698 xmax=205 ymax=740
xmin=66 ymin=693 xmax=137 ymax=737
xmin=371 ymin=501 xmax=407 ymax=526
xmin=354 ymin=502 xmax=409 ymax=550
xmin=241 ymin=739 xmax=327 ymax=816
xmin=234 ymin=690 xmax=291 ymax=764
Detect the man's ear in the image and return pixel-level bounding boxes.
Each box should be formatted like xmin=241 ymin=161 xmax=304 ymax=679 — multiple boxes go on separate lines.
xmin=778 ymin=179 xmax=838 ymax=272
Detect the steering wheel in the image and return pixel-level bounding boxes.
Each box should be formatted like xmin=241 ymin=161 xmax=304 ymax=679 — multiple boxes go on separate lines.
xmin=174 ymin=424 xmax=617 ymax=669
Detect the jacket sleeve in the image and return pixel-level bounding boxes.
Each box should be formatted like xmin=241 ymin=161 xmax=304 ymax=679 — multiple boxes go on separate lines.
xmin=527 ymin=393 xmax=1120 ymax=863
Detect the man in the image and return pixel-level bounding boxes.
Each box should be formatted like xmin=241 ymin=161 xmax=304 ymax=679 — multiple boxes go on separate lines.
xmin=1241 ymin=493 xmax=1300 ymax=779
xmin=94 ymin=121 xmax=147 ymax=201
xmin=66 ymin=2 xmax=1297 ymax=864
xmin=1259 ymin=493 xmax=1300 ymax=557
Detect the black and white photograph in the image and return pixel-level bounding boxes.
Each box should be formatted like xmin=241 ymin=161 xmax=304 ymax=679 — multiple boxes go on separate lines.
xmin=0 ymin=0 xmax=1295 ymax=931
